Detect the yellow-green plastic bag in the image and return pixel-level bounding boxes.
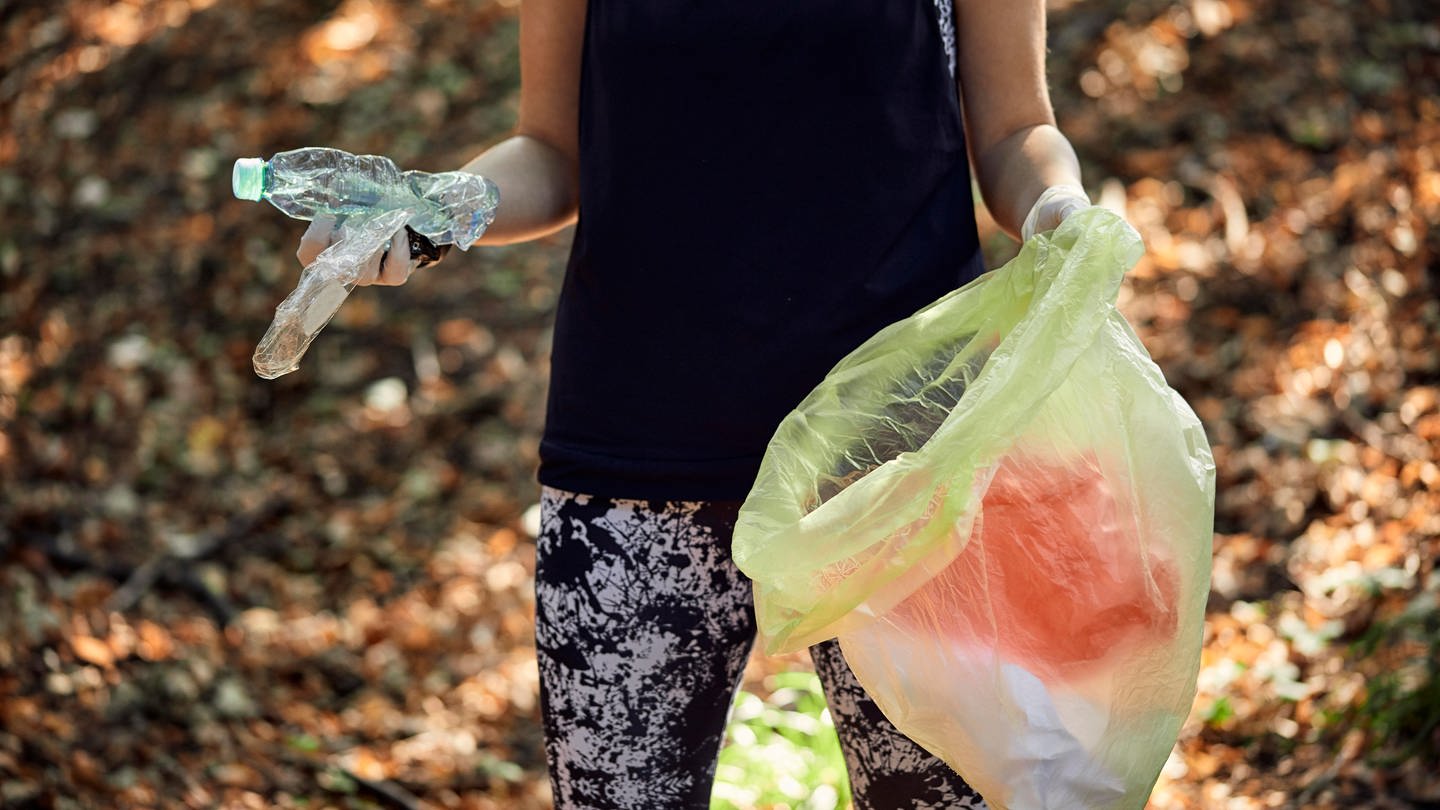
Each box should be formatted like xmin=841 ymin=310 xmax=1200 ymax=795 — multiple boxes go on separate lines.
xmin=734 ymin=208 xmax=1215 ymax=810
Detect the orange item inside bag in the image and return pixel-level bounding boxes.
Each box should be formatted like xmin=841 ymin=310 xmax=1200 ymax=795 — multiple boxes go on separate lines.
xmin=890 ymin=452 xmax=1179 ymax=680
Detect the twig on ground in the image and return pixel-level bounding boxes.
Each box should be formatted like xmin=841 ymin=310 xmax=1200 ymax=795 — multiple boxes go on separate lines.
xmin=105 ymin=496 xmax=290 ymax=615
xmin=268 ymin=741 xmax=428 ymax=810
xmin=345 ymin=769 xmax=428 ymax=810
xmin=15 ymin=496 xmax=288 ymax=624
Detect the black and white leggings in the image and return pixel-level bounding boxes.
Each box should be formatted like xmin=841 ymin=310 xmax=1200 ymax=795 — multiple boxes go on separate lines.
xmin=534 ymin=487 xmax=987 ymax=809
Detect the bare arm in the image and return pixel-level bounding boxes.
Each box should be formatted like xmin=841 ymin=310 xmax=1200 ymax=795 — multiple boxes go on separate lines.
xmin=466 ymin=0 xmax=587 ymax=246
xmin=300 ymin=0 xmax=586 ymax=278
xmin=952 ymin=0 xmax=1084 ymax=240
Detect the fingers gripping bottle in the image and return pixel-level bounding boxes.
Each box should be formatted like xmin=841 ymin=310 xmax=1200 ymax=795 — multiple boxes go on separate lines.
xmin=232 ymin=147 xmax=500 ymax=379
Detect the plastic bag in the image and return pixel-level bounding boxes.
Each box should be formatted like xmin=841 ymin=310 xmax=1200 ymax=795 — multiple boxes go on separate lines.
xmin=251 ymin=209 xmax=411 ymax=379
xmin=733 ymin=208 xmax=1215 ymax=810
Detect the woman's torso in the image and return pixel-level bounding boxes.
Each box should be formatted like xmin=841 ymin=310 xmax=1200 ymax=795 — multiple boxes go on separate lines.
xmin=539 ymin=0 xmax=985 ymax=500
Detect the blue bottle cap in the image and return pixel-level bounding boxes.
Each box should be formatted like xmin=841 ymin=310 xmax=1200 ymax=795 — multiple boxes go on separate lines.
xmin=232 ymin=158 xmax=267 ymax=201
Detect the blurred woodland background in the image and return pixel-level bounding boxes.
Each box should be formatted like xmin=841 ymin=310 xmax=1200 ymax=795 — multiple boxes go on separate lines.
xmin=1 ymin=0 xmax=1437 ymax=807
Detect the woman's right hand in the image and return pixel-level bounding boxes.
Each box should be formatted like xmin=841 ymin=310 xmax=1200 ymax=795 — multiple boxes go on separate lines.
xmin=296 ymin=215 xmax=445 ymax=286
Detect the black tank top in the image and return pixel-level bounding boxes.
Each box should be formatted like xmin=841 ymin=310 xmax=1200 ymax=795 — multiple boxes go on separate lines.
xmin=539 ymin=0 xmax=985 ymax=500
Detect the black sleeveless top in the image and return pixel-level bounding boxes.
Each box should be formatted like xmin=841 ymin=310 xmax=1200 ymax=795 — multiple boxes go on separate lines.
xmin=538 ymin=0 xmax=985 ymax=501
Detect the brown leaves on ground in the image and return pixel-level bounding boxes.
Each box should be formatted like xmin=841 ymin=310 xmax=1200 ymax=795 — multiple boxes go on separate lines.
xmin=1 ymin=0 xmax=1437 ymax=807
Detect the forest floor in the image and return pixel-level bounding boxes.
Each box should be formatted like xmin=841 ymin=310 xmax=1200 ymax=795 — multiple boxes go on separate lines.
xmin=1 ymin=0 xmax=1437 ymax=808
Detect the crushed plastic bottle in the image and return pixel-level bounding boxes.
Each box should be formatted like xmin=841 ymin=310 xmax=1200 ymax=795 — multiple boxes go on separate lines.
xmin=233 ymin=147 xmax=499 ymax=249
xmin=232 ymin=147 xmax=499 ymax=379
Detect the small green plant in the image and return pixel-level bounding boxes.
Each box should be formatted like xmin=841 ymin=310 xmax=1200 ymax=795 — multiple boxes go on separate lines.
xmin=1349 ymin=589 xmax=1440 ymax=767
xmin=1201 ymin=695 xmax=1235 ymax=727
xmin=712 ymin=672 xmax=852 ymax=810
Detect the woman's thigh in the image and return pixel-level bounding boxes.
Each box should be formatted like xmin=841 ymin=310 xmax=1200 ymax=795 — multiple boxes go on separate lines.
xmin=810 ymin=639 xmax=989 ymax=810
xmin=534 ymin=487 xmax=755 ymax=809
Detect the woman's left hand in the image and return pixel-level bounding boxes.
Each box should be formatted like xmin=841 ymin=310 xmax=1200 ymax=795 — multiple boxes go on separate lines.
xmin=298 ymin=216 xmax=449 ymax=287
xmin=1021 ymin=185 xmax=1090 ymax=242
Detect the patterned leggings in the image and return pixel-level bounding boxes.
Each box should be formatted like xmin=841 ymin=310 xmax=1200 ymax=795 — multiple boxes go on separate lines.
xmin=534 ymin=487 xmax=987 ymax=809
